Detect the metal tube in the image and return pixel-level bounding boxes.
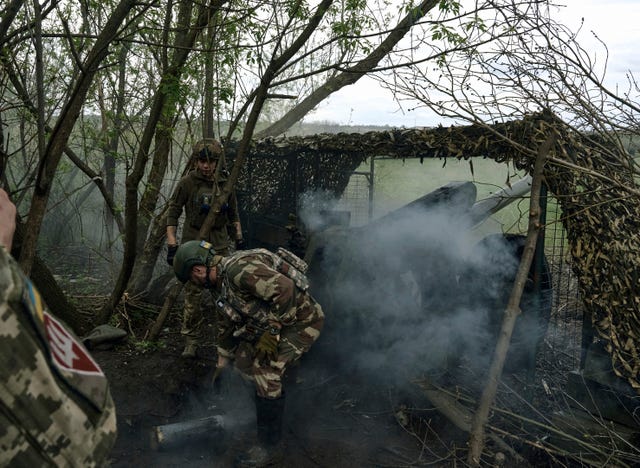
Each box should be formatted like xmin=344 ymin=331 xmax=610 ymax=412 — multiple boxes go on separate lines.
xmin=469 ymin=175 xmax=533 ymax=225
xmin=151 ymin=414 xmax=225 ymax=450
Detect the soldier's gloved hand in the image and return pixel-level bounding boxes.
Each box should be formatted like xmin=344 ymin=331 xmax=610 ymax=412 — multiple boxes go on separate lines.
xmin=255 ymin=329 xmax=279 ymax=363
xmin=235 ymin=238 xmax=246 ymax=250
xmin=166 ymin=244 xmax=178 ymax=266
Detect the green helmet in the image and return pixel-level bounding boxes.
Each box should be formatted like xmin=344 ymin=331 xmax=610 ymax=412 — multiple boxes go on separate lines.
xmin=173 ymin=240 xmax=216 ymax=283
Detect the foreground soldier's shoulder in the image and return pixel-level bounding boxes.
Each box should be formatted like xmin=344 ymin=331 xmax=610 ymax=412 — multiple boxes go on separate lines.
xmin=0 ymin=245 xmax=117 ymax=466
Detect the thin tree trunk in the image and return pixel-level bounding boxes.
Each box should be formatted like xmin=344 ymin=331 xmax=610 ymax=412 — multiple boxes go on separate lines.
xmin=203 ymin=16 xmax=217 ymax=138
xmin=467 ymin=133 xmax=556 ymax=465
xmin=33 ymin=0 xmax=45 ymax=164
xmin=0 ymin=0 xmax=23 ymax=47
xmin=128 ymin=205 xmax=169 ymax=295
xmin=19 ymin=0 xmax=138 ymax=275
xmin=148 ymin=281 xmax=183 ymax=341
xmin=103 ymin=42 xmax=128 ymax=250
xmin=136 ymin=112 xmax=175 ymax=254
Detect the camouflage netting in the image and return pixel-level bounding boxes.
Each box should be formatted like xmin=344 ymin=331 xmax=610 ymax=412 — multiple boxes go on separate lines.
xmin=232 ymin=151 xmax=369 ymax=219
xmin=234 ymin=111 xmax=640 ymax=391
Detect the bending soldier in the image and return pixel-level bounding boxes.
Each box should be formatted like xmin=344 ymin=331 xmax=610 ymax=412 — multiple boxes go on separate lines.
xmin=172 ymin=240 xmax=324 ymax=467
xmin=166 ymin=138 xmax=244 ymax=358
xmin=0 ymin=188 xmax=117 ymax=466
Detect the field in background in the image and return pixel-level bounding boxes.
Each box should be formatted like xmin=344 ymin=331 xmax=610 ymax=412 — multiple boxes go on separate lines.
xmin=343 ymin=157 xmax=529 ymax=235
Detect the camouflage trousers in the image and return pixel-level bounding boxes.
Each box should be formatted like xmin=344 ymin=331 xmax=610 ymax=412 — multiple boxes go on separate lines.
xmin=181 ymin=281 xmax=206 ymax=342
xmin=181 ymin=246 xmax=231 ymax=344
xmin=234 ymin=297 xmax=324 ymax=399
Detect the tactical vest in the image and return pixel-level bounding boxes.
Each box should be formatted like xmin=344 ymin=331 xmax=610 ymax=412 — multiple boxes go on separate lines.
xmin=215 ymin=248 xmax=310 ymax=335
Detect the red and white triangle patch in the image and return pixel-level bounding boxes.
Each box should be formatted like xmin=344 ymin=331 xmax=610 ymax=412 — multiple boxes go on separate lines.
xmin=43 ymin=311 xmax=104 ymax=376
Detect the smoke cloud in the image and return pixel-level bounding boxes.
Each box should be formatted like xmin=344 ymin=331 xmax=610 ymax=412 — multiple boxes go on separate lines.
xmin=297 ymin=182 xmax=544 ymax=388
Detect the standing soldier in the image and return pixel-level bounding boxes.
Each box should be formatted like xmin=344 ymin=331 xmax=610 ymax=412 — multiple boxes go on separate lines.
xmin=0 ymin=188 xmax=117 ymax=466
xmin=172 ymin=240 xmax=324 ymax=467
xmin=166 ymin=138 xmax=244 ymax=358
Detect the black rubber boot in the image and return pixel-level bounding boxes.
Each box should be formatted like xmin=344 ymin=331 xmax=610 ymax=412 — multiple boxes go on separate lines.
xmin=235 ymin=394 xmax=285 ymax=467
xmin=256 ymin=394 xmax=284 ymax=446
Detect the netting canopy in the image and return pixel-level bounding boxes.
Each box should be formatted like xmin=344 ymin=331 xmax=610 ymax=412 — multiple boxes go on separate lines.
xmin=234 ymin=111 xmax=640 ymax=391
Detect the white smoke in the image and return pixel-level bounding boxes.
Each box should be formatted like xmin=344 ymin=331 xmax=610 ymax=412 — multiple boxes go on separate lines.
xmin=297 ymin=184 xmax=526 ymax=385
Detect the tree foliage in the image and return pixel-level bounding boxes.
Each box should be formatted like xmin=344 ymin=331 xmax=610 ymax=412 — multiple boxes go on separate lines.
xmin=4 ymin=0 xmax=628 ymax=340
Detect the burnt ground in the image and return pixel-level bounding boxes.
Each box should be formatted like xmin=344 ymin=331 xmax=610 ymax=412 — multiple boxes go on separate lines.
xmin=90 ymin=305 xmax=466 ymax=468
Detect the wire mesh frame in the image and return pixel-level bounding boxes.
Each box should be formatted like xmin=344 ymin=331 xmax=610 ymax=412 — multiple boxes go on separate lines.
xmin=538 ymin=193 xmax=585 ymax=381
xmin=333 ymin=164 xmax=589 ymax=387
xmin=337 ymin=172 xmax=373 ymax=226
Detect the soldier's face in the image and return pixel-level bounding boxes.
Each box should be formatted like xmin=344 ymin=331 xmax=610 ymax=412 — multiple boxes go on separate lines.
xmin=190 ymin=265 xmax=208 ymax=286
xmin=197 ymin=158 xmax=217 ymax=178
xmin=191 ymin=265 xmax=211 ymax=287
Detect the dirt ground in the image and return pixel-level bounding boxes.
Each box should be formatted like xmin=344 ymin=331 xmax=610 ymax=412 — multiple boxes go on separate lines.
xmin=91 ymin=309 xmax=458 ymax=468
xmin=55 ymin=240 xmax=640 ymax=467
xmin=63 ymin=243 xmax=565 ymax=467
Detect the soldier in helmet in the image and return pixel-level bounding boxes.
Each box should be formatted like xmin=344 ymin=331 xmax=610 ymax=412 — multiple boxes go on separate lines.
xmin=0 ymin=188 xmax=117 ymax=466
xmin=172 ymin=240 xmax=324 ymax=467
xmin=166 ymin=138 xmax=244 ymax=358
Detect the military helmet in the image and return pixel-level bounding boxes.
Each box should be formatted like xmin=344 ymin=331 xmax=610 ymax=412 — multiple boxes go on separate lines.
xmin=192 ymin=138 xmax=223 ymax=161
xmin=173 ymin=240 xmax=216 ymax=283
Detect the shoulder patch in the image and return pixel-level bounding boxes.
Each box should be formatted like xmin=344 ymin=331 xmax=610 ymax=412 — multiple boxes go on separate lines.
xmin=43 ymin=311 xmax=104 ymax=375
xmin=23 ymin=279 xmax=104 ymax=376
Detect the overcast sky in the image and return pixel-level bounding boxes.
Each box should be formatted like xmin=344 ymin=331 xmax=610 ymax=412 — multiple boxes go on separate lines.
xmin=305 ymin=0 xmax=640 ymax=127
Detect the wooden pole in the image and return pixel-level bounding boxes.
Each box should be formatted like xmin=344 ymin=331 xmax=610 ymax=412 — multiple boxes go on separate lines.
xmin=467 ymin=133 xmax=556 ymax=466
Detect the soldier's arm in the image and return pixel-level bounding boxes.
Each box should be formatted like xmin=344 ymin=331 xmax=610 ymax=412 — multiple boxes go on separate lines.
xmin=166 ymin=180 xmax=188 ymax=245
xmin=232 ymin=221 xmax=242 ymax=241
xmin=0 ymin=246 xmax=117 ymax=465
xmin=166 ymin=226 xmax=178 ymax=246
xmin=216 ymin=312 xmax=236 ymax=359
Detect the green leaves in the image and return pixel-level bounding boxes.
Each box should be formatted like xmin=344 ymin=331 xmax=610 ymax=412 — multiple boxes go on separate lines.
xmin=430 ymin=23 xmax=465 ymax=45
xmin=438 ymin=0 xmax=461 ymax=15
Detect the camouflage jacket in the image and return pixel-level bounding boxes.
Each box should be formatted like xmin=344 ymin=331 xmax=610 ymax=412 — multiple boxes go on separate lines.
xmin=0 ymin=247 xmax=117 ymax=467
xmin=166 ymin=169 xmax=240 ymax=249
xmin=214 ymin=249 xmax=320 ymax=357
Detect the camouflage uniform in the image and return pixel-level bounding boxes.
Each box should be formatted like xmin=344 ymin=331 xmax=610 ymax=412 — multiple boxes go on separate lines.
xmin=167 ymin=169 xmax=239 ymax=344
xmin=0 ymin=246 xmax=117 ymax=467
xmin=214 ymin=249 xmax=324 ymax=398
